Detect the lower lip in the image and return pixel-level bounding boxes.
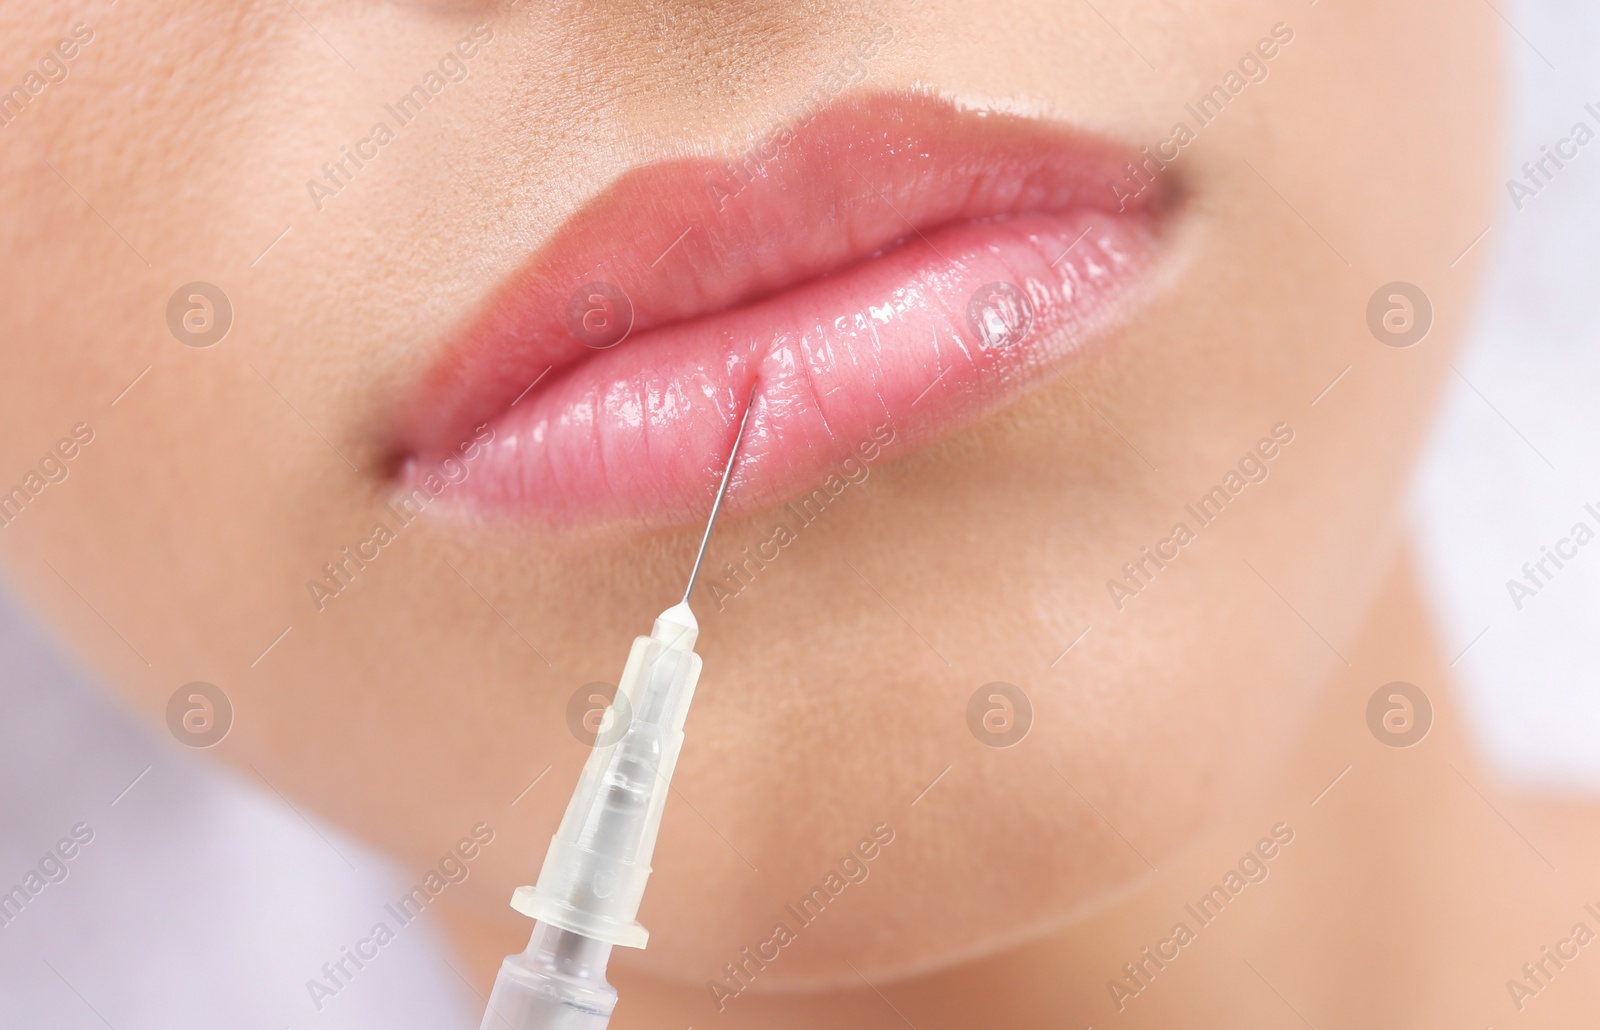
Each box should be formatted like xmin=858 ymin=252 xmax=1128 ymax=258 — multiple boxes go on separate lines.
xmin=413 ymin=208 xmax=1160 ymax=525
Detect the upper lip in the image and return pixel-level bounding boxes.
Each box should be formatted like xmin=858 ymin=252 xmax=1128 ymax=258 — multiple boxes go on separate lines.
xmin=393 ymin=91 xmax=1170 ymax=521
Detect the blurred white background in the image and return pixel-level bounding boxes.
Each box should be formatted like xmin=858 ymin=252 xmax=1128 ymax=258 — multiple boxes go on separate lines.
xmin=1410 ymin=0 xmax=1600 ymax=791
xmin=3 ymin=2 xmax=1598 ymax=1026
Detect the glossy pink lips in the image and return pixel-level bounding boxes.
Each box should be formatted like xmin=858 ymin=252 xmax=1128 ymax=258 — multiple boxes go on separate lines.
xmin=396 ymin=93 xmax=1169 ymax=525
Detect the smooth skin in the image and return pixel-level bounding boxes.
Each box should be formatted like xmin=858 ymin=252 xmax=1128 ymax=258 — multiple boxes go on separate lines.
xmin=4 ymin=0 xmax=1595 ymax=1026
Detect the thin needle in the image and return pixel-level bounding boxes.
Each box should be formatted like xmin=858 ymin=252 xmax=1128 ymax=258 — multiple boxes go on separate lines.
xmin=683 ymin=385 xmax=759 ymax=605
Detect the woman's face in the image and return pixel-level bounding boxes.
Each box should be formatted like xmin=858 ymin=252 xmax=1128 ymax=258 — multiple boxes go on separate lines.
xmin=0 ymin=0 xmax=1495 ymax=988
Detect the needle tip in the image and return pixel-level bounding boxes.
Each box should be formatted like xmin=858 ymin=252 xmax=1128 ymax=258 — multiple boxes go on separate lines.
xmin=680 ymin=383 xmax=760 ymax=607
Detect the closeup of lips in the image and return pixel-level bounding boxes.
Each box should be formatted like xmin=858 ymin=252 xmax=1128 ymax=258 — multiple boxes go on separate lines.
xmin=396 ymin=92 xmax=1171 ymax=525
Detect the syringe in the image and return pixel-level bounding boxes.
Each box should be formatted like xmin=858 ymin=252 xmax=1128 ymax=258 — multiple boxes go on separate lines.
xmin=478 ymin=391 xmax=757 ymax=1030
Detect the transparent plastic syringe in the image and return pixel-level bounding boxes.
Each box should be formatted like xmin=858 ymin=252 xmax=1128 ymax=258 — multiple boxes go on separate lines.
xmin=478 ymin=392 xmax=756 ymax=1030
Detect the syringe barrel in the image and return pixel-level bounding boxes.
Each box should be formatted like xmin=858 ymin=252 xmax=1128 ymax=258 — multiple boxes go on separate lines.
xmin=479 ymin=921 xmax=616 ymax=1030
xmin=516 ymin=620 xmax=702 ymax=947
